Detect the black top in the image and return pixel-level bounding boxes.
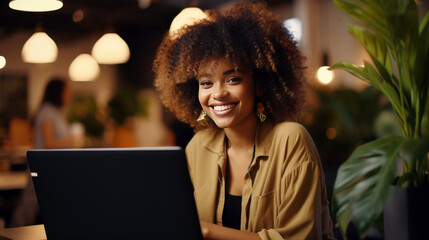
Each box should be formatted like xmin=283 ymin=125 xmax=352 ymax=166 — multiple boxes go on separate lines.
xmin=222 ymin=192 xmax=242 ymax=230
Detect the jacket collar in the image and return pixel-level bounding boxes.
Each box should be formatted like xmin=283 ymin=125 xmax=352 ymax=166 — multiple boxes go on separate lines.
xmin=203 ymin=121 xmax=273 ymax=160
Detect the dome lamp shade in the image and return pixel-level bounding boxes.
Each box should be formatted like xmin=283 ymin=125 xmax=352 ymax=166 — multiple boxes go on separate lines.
xmin=68 ymin=54 xmax=100 ymax=82
xmin=21 ymin=32 xmax=58 ymax=63
xmin=9 ymin=0 xmax=63 ymax=12
xmin=91 ymin=33 xmax=130 ymax=64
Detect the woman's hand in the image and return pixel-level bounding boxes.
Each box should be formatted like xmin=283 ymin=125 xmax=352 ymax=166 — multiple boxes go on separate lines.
xmin=199 ymin=221 xmax=211 ymax=238
xmin=199 ymin=221 xmax=261 ymax=240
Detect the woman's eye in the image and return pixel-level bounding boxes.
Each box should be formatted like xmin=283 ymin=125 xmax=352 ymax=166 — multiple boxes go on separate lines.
xmin=227 ymin=77 xmax=241 ymax=84
xmin=199 ymin=81 xmax=212 ymax=87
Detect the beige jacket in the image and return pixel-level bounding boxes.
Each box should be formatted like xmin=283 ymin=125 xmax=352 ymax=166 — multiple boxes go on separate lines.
xmin=186 ymin=121 xmax=335 ymax=240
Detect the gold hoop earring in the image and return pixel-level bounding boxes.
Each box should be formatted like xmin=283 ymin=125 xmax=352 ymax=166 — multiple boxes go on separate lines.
xmin=256 ymin=103 xmax=267 ymax=123
xmin=197 ymin=111 xmax=210 ymax=127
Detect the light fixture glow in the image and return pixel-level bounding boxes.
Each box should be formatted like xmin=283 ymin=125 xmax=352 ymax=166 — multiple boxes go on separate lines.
xmin=9 ymin=0 xmax=63 ymax=12
xmin=169 ymin=7 xmax=208 ymax=39
xmin=91 ymin=33 xmax=130 ymax=64
xmin=138 ymin=0 xmax=151 ymax=9
xmin=284 ymin=18 xmax=302 ymax=42
xmin=317 ymin=66 xmax=334 ymax=85
xmin=0 ymin=56 xmax=6 ymax=69
xmin=326 ymin=127 xmax=337 ymax=140
xmin=69 ymin=54 xmax=100 ymax=82
xmin=22 ymin=32 xmax=58 ymax=63
xmin=73 ymin=9 xmax=85 ymax=23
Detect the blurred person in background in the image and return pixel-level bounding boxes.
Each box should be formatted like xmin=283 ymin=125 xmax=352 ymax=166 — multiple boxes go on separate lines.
xmin=9 ymin=78 xmax=79 ymax=227
xmin=34 ymin=78 xmax=78 ymax=149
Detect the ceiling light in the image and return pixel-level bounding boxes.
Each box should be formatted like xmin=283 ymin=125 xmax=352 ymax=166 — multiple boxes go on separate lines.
xmin=91 ymin=33 xmax=130 ymax=64
xmin=0 ymin=56 xmax=6 ymax=69
xmin=69 ymin=54 xmax=100 ymax=82
xmin=9 ymin=0 xmax=63 ymax=12
xmin=169 ymin=7 xmax=208 ymax=39
xmin=22 ymin=32 xmax=58 ymax=63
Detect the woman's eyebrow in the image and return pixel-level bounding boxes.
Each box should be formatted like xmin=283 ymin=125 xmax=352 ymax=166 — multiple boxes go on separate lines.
xmin=198 ymin=73 xmax=211 ymax=79
xmin=223 ymin=69 xmax=244 ymax=76
xmin=198 ymin=68 xmax=244 ymax=79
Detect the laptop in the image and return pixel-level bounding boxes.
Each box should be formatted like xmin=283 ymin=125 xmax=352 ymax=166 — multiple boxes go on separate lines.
xmin=26 ymin=147 xmax=203 ymax=240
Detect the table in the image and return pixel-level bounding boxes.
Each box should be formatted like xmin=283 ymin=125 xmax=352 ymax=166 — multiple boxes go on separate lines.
xmin=0 ymin=172 xmax=28 ymax=191
xmin=0 ymin=148 xmax=29 ymax=191
xmin=0 ymin=225 xmax=46 ymax=240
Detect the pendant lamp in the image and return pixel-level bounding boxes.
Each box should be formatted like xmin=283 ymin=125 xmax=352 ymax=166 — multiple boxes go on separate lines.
xmin=22 ymin=32 xmax=58 ymax=63
xmin=169 ymin=7 xmax=207 ymax=39
xmin=68 ymin=54 xmax=100 ymax=82
xmin=9 ymin=0 xmax=63 ymax=12
xmin=0 ymin=56 xmax=6 ymax=69
xmin=91 ymin=33 xmax=130 ymax=64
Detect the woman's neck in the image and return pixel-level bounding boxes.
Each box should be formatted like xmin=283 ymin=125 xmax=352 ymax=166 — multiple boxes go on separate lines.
xmin=224 ymin=117 xmax=257 ymax=151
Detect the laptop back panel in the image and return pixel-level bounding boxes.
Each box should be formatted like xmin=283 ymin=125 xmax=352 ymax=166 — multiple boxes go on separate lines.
xmin=27 ymin=148 xmax=202 ymax=240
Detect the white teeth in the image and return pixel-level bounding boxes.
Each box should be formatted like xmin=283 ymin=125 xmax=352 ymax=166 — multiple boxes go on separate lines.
xmin=213 ymin=104 xmax=235 ymax=111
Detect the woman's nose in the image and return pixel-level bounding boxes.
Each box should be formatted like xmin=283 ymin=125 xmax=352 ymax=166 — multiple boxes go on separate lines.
xmin=213 ymin=87 xmax=229 ymax=99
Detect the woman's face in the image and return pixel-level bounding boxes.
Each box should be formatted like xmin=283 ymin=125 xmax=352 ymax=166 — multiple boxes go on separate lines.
xmin=198 ymin=57 xmax=256 ymax=130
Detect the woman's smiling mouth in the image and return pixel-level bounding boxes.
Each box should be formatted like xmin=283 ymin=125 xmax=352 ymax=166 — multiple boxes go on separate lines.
xmin=212 ymin=104 xmax=236 ymax=111
xmin=210 ymin=103 xmax=238 ymax=115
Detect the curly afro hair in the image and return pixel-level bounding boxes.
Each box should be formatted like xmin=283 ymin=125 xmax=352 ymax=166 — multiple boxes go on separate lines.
xmin=153 ymin=2 xmax=306 ymax=131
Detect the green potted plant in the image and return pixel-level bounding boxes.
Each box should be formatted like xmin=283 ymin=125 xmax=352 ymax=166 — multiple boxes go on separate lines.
xmin=107 ymin=87 xmax=148 ymax=147
xmin=67 ymin=96 xmax=106 ymax=147
xmin=329 ymin=0 xmax=429 ymax=239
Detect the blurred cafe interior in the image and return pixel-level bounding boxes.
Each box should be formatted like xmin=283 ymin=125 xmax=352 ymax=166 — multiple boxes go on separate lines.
xmin=0 ymin=0 xmax=428 ymax=239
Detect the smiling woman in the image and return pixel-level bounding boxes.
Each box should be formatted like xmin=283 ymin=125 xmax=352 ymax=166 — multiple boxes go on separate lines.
xmin=153 ymin=2 xmax=335 ymax=240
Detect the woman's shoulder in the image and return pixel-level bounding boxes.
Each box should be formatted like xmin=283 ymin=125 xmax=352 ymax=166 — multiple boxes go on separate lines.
xmin=269 ymin=122 xmax=321 ymax=172
xmin=39 ymin=103 xmax=60 ymax=113
xmin=271 ymin=121 xmax=312 ymax=140
xmin=36 ymin=103 xmax=60 ymax=121
xmin=186 ymin=128 xmax=224 ymax=151
xmin=185 ymin=128 xmax=225 ymax=167
xmin=269 ymin=121 xmax=318 ymax=156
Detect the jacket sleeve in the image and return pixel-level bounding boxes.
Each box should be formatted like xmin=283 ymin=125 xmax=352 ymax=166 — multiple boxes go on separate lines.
xmin=257 ymin=162 xmax=327 ymax=240
xmin=257 ymin=124 xmax=335 ymax=240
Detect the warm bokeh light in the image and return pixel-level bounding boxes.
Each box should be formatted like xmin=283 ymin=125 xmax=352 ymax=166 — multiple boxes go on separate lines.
xmin=317 ymin=66 xmax=334 ymax=85
xmin=0 ymin=56 xmax=6 ymax=69
xmin=21 ymin=32 xmax=58 ymax=63
xmin=9 ymin=0 xmax=63 ymax=12
xmin=73 ymin=9 xmax=84 ymax=23
xmin=68 ymin=54 xmax=100 ymax=82
xmin=138 ymin=0 xmax=151 ymax=9
xmin=91 ymin=33 xmax=130 ymax=64
xmin=283 ymin=17 xmax=302 ymax=42
xmin=326 ymin=127 xmax=337 ymax=140
xmin=169 ymin=7 xmax=208 ymax=39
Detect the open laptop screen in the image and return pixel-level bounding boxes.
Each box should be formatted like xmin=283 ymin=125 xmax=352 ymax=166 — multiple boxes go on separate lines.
xmin=27 ymin=147 xmax=202 ymax=240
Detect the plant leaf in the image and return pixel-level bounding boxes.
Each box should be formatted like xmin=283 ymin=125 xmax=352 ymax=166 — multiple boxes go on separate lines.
xmin=334 ymin=0 xmax=390 ymax=40
xmin=333 ymin=136 xmax=405 ymax=238
xmin=329 ymin=62 xmax=370 ymax=83
xmin=419 ymin=7 xmax=429 ymax=34
xmin=363 ymin=63 xmax=409 ymax=128
xmin=397 ymin=137 xmax=429 ymax=186
xmin=346 ymin=24 xmax=393 ymax=78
